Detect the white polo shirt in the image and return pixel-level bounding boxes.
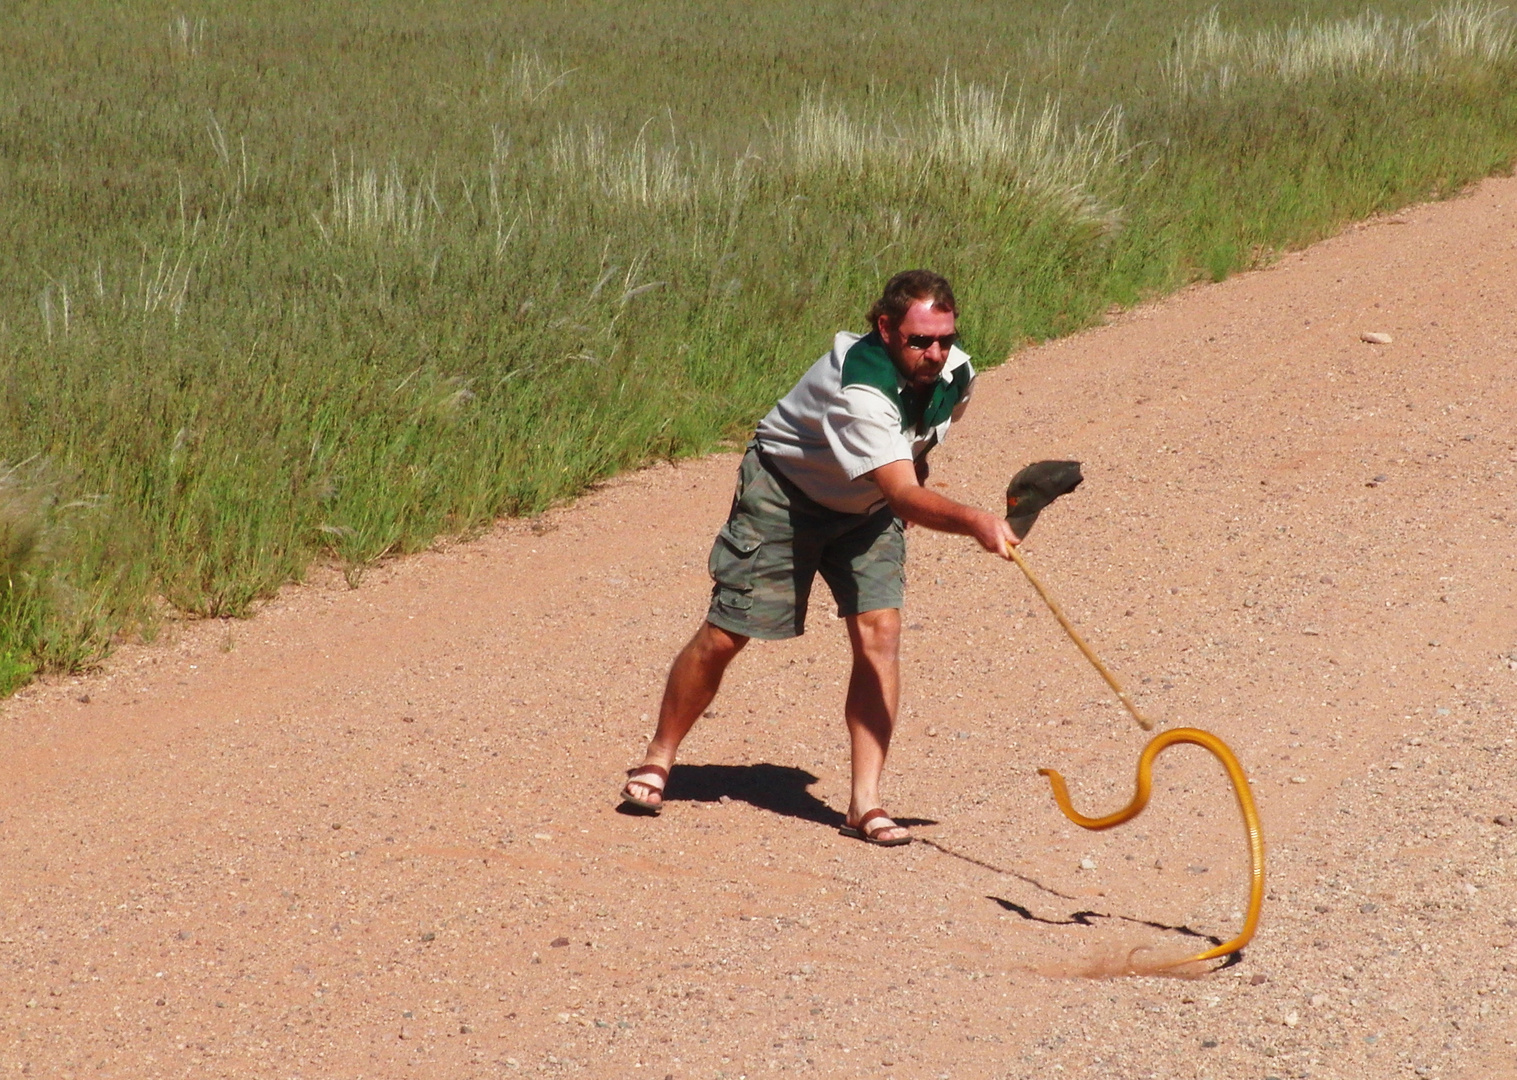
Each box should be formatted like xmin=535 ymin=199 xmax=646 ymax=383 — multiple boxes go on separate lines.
xmin=754 ymin=330 xmax=975 ymax=515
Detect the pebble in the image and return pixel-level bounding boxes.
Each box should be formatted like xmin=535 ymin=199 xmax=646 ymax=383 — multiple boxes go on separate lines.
xmin=926 ymin=727 xmax=938 ymax=737
xmin=1495 ymin=815 xmax=1514 ymax=827
xmin=1360 ymin=331 xmax=1393 ymax=344
xmin=1310 ymin=994 xmax=1328 ymax=1007
xmin=1290 ymin=776 xmax=1307 ymax=784
xmin=1284 ymin=1012 xmax=1300 ymax=1027
xmin=1360 ymin=902 xmax=1378 ymax=914
xmin=551 ymin=936 xmax=570 ymax=948
xmin=1080 ymin=857 xmax=1097 ymax=870
xmin=1250 ymin=974 xmax=1268 ymax=985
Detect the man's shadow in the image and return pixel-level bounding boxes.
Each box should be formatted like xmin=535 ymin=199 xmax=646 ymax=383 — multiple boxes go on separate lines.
xmin=620 ymin=762 xmax=935 ymax=829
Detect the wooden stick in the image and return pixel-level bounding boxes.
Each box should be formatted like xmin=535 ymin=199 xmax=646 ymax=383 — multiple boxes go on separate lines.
xmin=1006 ymin=542 xmax=1154 ymax=732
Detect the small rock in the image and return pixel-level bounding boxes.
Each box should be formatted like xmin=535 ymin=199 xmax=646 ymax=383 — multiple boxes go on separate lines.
xmin=1187 ymin=865 xmax=1209 ymax=874
xmin=1201 ymin=1039 xmax=1219 ymax=1049
xmin=1250 ymin=974 xmax=1268 ymax=985
xmin=1283 ymin=1011 xmax=1300 ymax=1028
xmin=926 ymin=727 xmax=938 ymax=737
xmin=1310 ymin=994 xmax=1328 ymax=1007
xmin=77 ymin=694 xmax=90 ymax=704
xmin=1301 ymin=627 xmax=1322 ymax=636
xmin=1319 ymin=576 xmax=1334 ymax=585
xmin=1494 ymin=815 xmax=1514 ymax=827
xmin=1388 ymin=762 xmax=1404 ymax=770
xmin=532 ymin=833 xmax=552 ymax=841
xmin=1080 ymin=857 xmax=1097 ymax=870
xmin=460 ymin=1024 xmax=472 ymax=1034
xmin=1313 ymin=904 xmax=1332 ymax=913
xmin=1360 ymin=331 xmax=1393 ymax=344
xmin=1290 ymin=776 xmax=1307 ymax=784
xmin=420 ymin=932 xmax=436 ymax=943
xmin=718 ymin=794 xmax=732 ymax=804
xmin=1360 ymin=902 xmax=1378 ymax=914
xmin=550 ymin=936 xmax=570 ymax=948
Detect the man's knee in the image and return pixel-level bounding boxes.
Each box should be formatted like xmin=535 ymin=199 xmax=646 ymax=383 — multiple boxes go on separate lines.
xmin=694 ymin=620 xmax=750 ymax=663
xmin=849 ymin=608 xmax=901 ymax=660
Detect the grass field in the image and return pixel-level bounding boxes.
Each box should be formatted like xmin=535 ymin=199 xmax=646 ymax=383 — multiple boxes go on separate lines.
xmin=2 ymin=0 xmax=1515 ymax=690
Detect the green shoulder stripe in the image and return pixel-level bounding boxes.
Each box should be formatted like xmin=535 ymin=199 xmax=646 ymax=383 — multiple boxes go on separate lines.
xmin=840 ymin=331 xmax=972 ymax=435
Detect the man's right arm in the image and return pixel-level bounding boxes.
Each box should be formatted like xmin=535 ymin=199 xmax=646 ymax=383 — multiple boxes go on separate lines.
xmin=870 ymin=459 xmax=1016 ymax=557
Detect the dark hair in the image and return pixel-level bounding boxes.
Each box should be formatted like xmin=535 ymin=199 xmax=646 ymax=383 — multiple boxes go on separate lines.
xmin=866 ymin=269 xmax=957 ymax=328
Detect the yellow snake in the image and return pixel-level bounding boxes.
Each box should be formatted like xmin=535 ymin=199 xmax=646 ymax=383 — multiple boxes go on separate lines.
xmin=1038 ymin=727 xmax=1266 ymax=966
xmin=1005 ymin=542 xmax=1265 ymax=967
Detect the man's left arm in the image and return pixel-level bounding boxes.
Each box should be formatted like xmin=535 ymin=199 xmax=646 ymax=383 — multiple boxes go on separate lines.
xmin=872 ymin=459 xmax=1015 ymax=556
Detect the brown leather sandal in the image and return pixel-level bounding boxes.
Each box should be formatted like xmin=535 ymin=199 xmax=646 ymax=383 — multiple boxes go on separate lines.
xmin=620 ymin=764 xmax=669 ymax=815
xmin=839 ymin=807 xmax=911 ymax=847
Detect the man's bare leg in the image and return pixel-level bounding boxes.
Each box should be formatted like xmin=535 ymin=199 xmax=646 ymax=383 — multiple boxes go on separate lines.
xmin=624 ymin=620 xmax=749 ymax=808
xmin=842 ymin=607 xmax=907 ymax=843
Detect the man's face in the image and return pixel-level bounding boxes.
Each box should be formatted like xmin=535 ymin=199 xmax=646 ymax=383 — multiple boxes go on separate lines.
xmin=878 ymin=299 xmax=957 ymax=391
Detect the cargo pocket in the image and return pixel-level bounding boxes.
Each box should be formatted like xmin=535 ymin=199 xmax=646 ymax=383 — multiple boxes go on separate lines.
xmin=709 ymin=516 xmax=763 ymax=611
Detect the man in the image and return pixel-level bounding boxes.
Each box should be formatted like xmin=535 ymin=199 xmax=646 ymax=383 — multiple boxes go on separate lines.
xmin=620 ymin=270 xmax=1017 ymax=844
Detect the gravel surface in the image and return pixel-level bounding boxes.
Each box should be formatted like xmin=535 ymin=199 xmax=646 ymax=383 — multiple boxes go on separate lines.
xmin=3 ymin=178 xmax=1516 ymax=1080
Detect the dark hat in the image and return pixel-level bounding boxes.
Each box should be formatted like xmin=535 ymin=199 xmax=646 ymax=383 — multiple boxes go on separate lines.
xmin=1005 ymin=460 xmax=1083 ymax=539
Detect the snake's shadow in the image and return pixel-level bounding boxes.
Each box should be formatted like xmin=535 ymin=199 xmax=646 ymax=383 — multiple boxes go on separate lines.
xmin=632 ymin=762 xmax=936 ymax=830
xmin=988 ymin=896 xmax=1240 ymax=967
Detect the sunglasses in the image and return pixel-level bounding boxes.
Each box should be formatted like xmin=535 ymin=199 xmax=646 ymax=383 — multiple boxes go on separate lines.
xmin=903 ymin=333 xmax=958 ymax=351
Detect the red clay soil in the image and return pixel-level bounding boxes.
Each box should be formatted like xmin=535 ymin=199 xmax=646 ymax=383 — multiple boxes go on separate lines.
xmin=3 ymin=178 xmax=1516 ymax=1080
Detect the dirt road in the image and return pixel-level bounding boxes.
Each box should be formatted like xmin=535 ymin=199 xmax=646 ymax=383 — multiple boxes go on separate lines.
xmin=3 ymin=178 xmax=1516 ymax=1080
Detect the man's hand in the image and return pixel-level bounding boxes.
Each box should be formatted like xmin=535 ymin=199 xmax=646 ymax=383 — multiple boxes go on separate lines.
xmin=871 ymin=459 xmax=1017 ymax=558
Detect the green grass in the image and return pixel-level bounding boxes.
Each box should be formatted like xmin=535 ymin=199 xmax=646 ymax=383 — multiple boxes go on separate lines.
xmin=2 ymin=0 xmax=1515 ymax=680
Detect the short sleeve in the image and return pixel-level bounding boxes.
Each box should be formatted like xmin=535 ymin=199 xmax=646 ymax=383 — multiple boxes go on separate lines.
xmin=823 ymin=385 xmax=914 ymax=480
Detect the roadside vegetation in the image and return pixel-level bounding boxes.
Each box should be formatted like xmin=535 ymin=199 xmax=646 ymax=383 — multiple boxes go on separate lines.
xmin=2 ymin=0 xmax=1515 ymax=690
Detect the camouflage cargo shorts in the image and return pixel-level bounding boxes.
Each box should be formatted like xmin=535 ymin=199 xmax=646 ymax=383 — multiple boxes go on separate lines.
xmin=705 ymin=444 xmax=905 ymax=640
